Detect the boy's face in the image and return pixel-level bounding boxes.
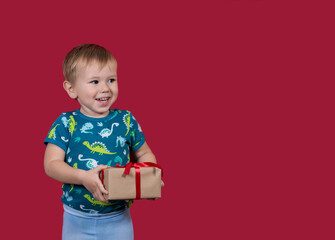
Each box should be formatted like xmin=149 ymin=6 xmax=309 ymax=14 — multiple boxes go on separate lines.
xmin=64 ymin=60 xmax=118 ymax=118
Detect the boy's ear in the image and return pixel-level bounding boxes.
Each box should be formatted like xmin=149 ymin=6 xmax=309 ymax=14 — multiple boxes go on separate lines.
xmin=63 ymin=80 xmax=77 ymax=99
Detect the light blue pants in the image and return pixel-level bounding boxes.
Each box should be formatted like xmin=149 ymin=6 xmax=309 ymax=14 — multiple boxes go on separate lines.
xmin=62 ymin=205 xmax=134 ymax=240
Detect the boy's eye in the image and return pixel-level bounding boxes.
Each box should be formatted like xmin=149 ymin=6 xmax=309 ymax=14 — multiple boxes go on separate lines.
xmin=90 ymin=80 xmax=99 ymax=84
xmin=108 ymin=78 xmax=116 ymax=83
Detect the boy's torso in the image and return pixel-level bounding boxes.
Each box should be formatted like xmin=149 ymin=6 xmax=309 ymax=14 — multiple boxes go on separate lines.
xmin=45 ymin=109 xmax=144 ymax=213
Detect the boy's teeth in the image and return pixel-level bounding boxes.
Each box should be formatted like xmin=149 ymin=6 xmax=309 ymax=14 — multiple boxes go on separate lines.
xmin=97 ymin=98 xmax=108 ymax=101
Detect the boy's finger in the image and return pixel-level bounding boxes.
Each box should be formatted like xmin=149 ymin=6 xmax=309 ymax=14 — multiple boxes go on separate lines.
xmin=97 ymin=192 xmax=108 ymax=203
xmin=98 ymin=181 xmax=108 ymax=195
xmin=93 ymin=190 xmax=107 ymax=203
xmin=95 ymin=165 xmax=108 ymax=172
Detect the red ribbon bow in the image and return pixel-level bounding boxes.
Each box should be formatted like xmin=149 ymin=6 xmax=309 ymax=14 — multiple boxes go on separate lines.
xmin=102 ymin=162 xmax=163 ymax=199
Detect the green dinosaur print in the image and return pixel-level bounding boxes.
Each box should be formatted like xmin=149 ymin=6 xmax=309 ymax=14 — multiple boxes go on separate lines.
xmin=127 ymin=200 xmax=133 ymax=207
xmin=107 ymin=160 xmax=113 ymax=167
xmin=69 ymin=115 xmax=77 ymax=136
xmin=83 ymin=194 xmax=117 ymax=206
xmin=114 ymin=156 xmax=123 ymax=164
xmin=133 ymin=140 xmax=142 ymax=149
xmin=83 ymin=141 xmax=116 ymax=155
xmin=69 ymin=163 xmax=78 ymax=192
xmin=75 ymin=189 xmax=82 ymax=194
xmin=123 ymin=112 xmax=131 ymax=136
xmin=109 ymin=111 xmax=118 ymax=120
xmin=130 ymin=131 xmax=135 ymax=141
xmin=48 ymin=124 xmax=60 ymax=140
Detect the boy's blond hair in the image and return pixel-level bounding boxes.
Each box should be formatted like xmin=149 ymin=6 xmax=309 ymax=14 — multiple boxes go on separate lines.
xmin=62 ymin=44 xmax=116 ymax=83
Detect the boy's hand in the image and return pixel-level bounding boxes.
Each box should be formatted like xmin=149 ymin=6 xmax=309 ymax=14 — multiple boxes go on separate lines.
xmin=81 ymin=165 xmax=109 ymax=203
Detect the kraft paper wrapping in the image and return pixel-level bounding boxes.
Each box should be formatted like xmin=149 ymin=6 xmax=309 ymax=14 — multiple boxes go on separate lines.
xmin=103 ymin=167 xmax=162 ymax=200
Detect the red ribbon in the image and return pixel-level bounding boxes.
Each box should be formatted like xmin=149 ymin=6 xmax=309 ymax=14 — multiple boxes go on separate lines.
xmin=101 ymin=162 xmax=163 ymax=199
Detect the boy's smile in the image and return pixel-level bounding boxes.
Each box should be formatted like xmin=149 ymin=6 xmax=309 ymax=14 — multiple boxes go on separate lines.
xmin=64 ymin=60 xmax=118 ymax=118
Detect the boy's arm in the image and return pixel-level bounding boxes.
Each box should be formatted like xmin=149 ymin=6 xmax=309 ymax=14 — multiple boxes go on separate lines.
xmin=44 ymin=143 xmax=108 ymax=202
xmin=44 ymin=143 xmax=85 ymax=184
xmin=131 ymin=141 xmax=157 ymax=163
xmin=132 ymin=141 xmax=163 ymax=199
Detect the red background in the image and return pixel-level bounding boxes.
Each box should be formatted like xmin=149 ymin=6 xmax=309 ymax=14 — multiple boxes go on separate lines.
xmin=1 ymin=0 xmax=334 ymax=239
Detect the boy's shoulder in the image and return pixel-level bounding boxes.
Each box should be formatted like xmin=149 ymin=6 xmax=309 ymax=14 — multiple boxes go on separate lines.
xmin=111 ymin=109 xmax=141 ymax=123
xmin=113 ymin=109 xmax=141 ymax=119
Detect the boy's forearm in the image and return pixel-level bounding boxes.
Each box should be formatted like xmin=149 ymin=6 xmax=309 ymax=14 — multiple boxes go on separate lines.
xmin=136 ymin=152 xmax=157 ymax=164
xmin=45 ymin=160 xmax=85 ymax=185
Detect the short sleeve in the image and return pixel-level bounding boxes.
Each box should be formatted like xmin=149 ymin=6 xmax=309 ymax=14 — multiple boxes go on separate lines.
xmin=44 ymin=114 xmax=70 ymax=152
xmin=129 ymin=112 xmax=146 ymax=151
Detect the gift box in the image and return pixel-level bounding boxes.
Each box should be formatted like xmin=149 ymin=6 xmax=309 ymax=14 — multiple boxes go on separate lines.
xmin=101 ymin=162 xmax=163 ymax=200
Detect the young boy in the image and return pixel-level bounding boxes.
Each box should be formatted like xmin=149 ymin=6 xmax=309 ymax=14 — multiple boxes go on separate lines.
xmin=44 ymin=44 xmax=157 ymax=240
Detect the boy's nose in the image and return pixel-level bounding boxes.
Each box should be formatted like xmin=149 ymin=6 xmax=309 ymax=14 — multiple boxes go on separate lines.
xmin=99 ymin=82 xmax=110 ymax=92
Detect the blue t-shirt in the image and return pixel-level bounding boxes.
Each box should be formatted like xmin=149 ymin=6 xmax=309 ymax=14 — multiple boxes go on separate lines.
xmin=44 ymin=109 xmax=145 ymax=214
